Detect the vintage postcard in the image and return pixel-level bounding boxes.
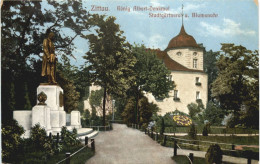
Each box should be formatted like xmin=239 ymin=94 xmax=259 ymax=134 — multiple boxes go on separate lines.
xmin=1 ymin=0 xmax=259 ymax=163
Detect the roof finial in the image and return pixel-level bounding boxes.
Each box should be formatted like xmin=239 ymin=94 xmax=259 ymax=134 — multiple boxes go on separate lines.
xmin=182 ymin=4 xmax=184 ymax=26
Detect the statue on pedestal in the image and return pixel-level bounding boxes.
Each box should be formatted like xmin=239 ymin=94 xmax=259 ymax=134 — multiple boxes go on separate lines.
xmin=41 ymin=30 xmax=57 ymax=84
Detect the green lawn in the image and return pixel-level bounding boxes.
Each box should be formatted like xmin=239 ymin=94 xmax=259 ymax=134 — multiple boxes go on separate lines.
xmin=157 ymin=126 xmax=259 ymax=134
xmin=8 ymin=144 xmax=94 ymax=164
xmin=172 ymin=155 xmax=234 ymax=164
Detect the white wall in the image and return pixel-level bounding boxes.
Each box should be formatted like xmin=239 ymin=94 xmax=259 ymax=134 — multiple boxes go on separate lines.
xmin=146 ymin=71 xmax=208 ymax=115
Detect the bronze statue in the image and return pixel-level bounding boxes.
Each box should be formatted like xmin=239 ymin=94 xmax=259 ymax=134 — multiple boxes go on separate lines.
xmin=41 ymin=31 xmax=57 ymax=84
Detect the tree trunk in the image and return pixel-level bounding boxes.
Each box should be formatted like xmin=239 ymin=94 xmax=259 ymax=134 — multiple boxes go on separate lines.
xmin=102 ymin=86 xmax=107 ymax=126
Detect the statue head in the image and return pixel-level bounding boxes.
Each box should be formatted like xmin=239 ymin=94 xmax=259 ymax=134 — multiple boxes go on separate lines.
xmin=48 ymin=32 xmax=55 ymax=40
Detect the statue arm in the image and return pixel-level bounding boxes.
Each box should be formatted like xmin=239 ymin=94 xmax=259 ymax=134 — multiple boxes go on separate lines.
xmin=43 ymin=39 xmax=50 ymax=59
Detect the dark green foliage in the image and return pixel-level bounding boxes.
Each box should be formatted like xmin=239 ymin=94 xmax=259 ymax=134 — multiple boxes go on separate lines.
xmin=23 ymin=82 xmax=32 ymax=110
xmin=205 ymin=144 xmax=223 ymax=164
xmin=211 ymin=44 xmax=259 ymax=128
xmin=202 ymin=123 xmax=211 ymax=136
xmin=188 ymin=124 xmax=197 ymax=139
xmin=187 ymin=101 xmax=205 ymax=124
xmin=2 ymin=119 xmax=25 ymax=161
xmin=30 ymin=123 xmax=48 ymax=150
xmin=60 ymin=126 xmax=80 ymax=146
xmin=83 ymin=15 xmax=136 ymax=126
xmin=89 ymin=88 xmax=104 ymax=110
xmin=132 ymin=45 xmax=175 ymax=99
xmin=57 ymin=69 xmax=80 ymax=113
xmin=160 ymin=118 xmax=165 ymax=135
xmin=1 ymin=0 xmax=91 ymax=124
xmin=203 ymin=50 xmax=219 ymax=101
xmin=139 ymin=97 xmax=159 ymax=125
xmin=122 ymin=97 xmax=136 ymax=124
xmin=203 ymin=101 xmax=225 ymax=126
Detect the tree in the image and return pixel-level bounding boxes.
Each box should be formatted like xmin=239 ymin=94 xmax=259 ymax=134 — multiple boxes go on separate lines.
xmin=57 ymin=70 xmax=80 ymax=113
xmin=83 ymin=15 xmax=136 ymax=126
xmin=203 ymin=101 xmax=225 ymax=126
xmin=1 ymin=0 xmax=92 ymax=124
xmin=131 ymin=45 xmax=175 ymax=123
xmin=211 ymin=44 xmax=259 ymax=127
xmin=204 ymin=50 xmax=219 ymax=101
xmin=187 ymin=100 xmax=205 ymax=123
xmin=121 ymin=97 xmax=136 ymax=125
xmin=138 ymin=97 xmax=159 ymax=125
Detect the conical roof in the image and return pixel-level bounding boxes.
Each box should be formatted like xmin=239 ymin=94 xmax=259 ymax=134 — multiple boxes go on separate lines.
xmin=166 ymin=25 xmax=199 ymax=49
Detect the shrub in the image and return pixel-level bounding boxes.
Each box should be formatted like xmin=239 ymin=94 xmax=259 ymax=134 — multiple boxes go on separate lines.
xmin=188 ymin=124 xmax=197 ymax=139
xmin=30 ymin=123 xmax=47 ymax=150
xmin=205 ymin=144 xmax=223 ymax=164
xmin=202 ymin=123 xmax=211 ymax=136
xmin=2 ymin=119 xmax=25 ymax=161
xmin=61 ymin=126 xmax=80 ymax=146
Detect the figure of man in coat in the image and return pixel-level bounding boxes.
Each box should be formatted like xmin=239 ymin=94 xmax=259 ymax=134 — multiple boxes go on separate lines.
xmin=41 ymin=30 xmax=57 ymax=84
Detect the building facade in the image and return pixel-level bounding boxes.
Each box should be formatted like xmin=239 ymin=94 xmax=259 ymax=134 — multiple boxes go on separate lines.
xmin=145 ymin=25 xmax=208 ymax=115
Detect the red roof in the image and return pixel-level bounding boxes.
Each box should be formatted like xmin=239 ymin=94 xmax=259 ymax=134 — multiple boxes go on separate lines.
xmin=147 ymin=49 xmax=205 ymax=73
xmin=166 ymin=25 xmax=199 ymax=50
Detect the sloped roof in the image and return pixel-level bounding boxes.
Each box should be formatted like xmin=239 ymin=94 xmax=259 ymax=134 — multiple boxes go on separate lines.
xmin=166 ymin=25 xmax=199 ymax=50
xmin=148 ymin=49 xmax=205 ymax=73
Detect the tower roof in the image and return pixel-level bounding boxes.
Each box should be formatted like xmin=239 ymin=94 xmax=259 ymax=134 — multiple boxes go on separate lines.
xmin=166 ymin=25 xmax=199 ymax=50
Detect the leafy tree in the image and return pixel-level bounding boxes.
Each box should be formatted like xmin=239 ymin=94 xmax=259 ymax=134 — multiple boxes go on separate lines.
xmin=121 ymin=97 xmax=136 ymax=125
xmin=187 ymin=100 xmax=205 ymax=123
xmin=211 ymin=44 xmax=259 ymax=127
xmin=131 ymin=45 xmax=175 ymax=123
xmin=83 ymin=15 xmax=136 ymax=126
xmin=138 ymin=97 xmax=159 ymax=125
xmin=203 ymin=101 xmax=225 ymax=126
xmin=1 ymin=0 xmax=92 ymax=124
xmin=204 ymin=50 xmax=219 ymax=101
xmin=57 ymin=70 xmax=80 ymax=113
xmin=89 ymin=89 xmax=104 ymax=111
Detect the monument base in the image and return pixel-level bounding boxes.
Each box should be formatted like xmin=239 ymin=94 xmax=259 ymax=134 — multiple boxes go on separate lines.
xmin=70 ymin=110 xmax=82 ymax=129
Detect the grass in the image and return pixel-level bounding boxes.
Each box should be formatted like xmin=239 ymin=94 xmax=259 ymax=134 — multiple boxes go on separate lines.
xmin=7 ymin=144 xmax=94 ymax=164
xmin=172 ymin=155 xmax=234 ymax=164
xmin=158 ymin=126 xmax=259 ymax=134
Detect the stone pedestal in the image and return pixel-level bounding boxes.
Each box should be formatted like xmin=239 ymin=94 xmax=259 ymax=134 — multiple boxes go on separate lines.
xmin=50 ymin=110 xmax=66 ymax=133
xmin=37 ymin=85 xmax=66 ymax=134
xmin=13 ymin=84 xmax=83 ymax=137
xmin=32 ymin=105 xmax=52 ymax=134
xmin=37 ymin=85 xmax=64 ymax=111
xmin=13 ymin=111 xmax=32 ymax=138
xmin=71 ymin=111 xmax=81 ymax=129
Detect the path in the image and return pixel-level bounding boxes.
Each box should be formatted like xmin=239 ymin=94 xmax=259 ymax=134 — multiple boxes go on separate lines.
xmin=85 ymin=124 xmax=175 ymax=164
xmin=86 ymin=124 xmax=259 ymax=164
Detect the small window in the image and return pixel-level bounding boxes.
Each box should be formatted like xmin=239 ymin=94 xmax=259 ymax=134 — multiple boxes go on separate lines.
xmin=174 ymin=90 xmax=178 ymax=98
xmin=174 ymin=90 xmax=180 ymax=101
xmin=193 ymin=52 xmax=197 ymax=56
xmin=196 ymin=77 xmax=200 ymax=83
xmin=195 ymin=77 xmax=201 ymax=86
xmin=193 ymin=59 xmax=197 ymax=68
xmin=176 ymin=52 xmax=182 ymax=56
xmin=196 ymin=91 xmax=200 ymax=100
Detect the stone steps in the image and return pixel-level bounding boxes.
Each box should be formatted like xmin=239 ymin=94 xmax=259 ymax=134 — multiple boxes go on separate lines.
xmin=77 ymin=130 xmax=99 ymax=141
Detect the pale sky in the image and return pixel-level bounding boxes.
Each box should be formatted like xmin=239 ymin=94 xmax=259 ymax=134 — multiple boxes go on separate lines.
xmin=43 ymin=0 xmax=259 ymax=66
